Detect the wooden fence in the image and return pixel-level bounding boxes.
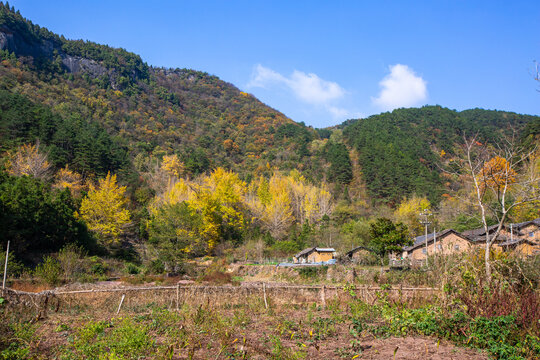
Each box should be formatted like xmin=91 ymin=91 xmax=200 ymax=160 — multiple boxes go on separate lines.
xmin=1 ymin=283 xmax=441 ymax=319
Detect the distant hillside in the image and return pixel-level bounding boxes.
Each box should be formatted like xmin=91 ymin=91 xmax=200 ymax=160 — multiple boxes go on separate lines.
xmin=342 ymin=106 xmax=540 ymax=205
xmin=0 ymin=2 xmax=318 ymax=182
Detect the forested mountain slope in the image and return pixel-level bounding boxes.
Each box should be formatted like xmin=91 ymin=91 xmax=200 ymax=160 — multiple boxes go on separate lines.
xmin=342 ymin=106 xmax=540 ymax=205
xmin=0 ymin=3 xmax=317 ymax=182
xmin=1 ymin=1 xmax=538 ymax=208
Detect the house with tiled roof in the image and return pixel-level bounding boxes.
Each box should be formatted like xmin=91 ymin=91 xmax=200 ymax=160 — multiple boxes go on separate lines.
xmin=402 ymin=229 xmax=474 ymax=265
xmin=293 ymin=247 xmax=336 ymax=264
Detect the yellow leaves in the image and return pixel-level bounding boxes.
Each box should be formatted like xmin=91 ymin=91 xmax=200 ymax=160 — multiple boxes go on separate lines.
xmin=161 ymin=154 xmax=184 ymax=178
xmin=440 ymin=149 xmax=446 ymax=158
xmin=78 ymin=172 xmax=131 ymax=246
xmin=478 ymin=156 xmax=517 ymax=191
xmin=394 ymin=195 xmax=431 ymax=235
xmin=5 ymin=142 xmax=51 ymax=180
xmin=53 ymin=165 xmax=84 ymax=196
xmin=247 ymin=172 xmax=333 ymax=239
xmin=155 ymin=168 xmax=246 ymax=253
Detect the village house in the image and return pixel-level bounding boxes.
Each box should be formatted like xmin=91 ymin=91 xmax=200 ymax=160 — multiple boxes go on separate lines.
xmin=402 ymin=229 xmax=474 ymax=265
xmin=462 ymin=224 xmax=518 ymax=250
xmin=293 ymin=247 xmax=336 ymax=264
xmin=345 ymin=246 xmax=375 ymax=264
xmin=510 ymin=218 xmax=540 ymax=243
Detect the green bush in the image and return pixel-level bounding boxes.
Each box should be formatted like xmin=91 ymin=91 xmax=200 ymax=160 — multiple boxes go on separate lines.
xmin=34 ymin=256 xmax=62 ymax=285
xmin=125 ymin=263 xmax=140 ymax=275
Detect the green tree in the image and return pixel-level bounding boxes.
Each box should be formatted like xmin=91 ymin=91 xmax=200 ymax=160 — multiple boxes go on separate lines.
xmin=147 ymin=202 xmax=201 ymax=273
xmin=0 ymin=171 xmax=92 ymax=261
xmin=369 ymin=218 xmax=411 ymax=264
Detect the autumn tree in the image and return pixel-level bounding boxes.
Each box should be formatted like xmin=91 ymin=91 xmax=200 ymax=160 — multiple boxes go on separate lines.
xmin=53 ymin=164 xmax=84 ymax=196
xmin=394 ymin=195 xmax=431 ymax=236
xmin=161 ymin=154 xmax=184 ymax=178
xmin=5 ymin=142 xmax=52 ymax=180
xmin=78 ymin=172 xmax=131 ymax=247
xmin=149 ymin=168 xmax=246 ymax=255
xmin=247 ymin=175 xmax=293 ymax=239
xmin=448 ymin=133 xmax=540 ymax=280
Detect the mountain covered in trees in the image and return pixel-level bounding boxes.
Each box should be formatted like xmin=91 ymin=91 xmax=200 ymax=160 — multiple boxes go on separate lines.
xmin=342 ymin=106 xmax=540 ymax=205
xmin=1 ymin=2 xmax=539 ymax=265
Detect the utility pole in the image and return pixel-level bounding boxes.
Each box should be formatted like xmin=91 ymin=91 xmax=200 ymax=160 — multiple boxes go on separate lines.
xmin=419 ymin=209 xmax=432 ymax=266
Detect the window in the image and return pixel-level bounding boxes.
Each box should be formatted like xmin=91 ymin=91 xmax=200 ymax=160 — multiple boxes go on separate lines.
xmin=422 ymin=248 xmax=427 ymax=254
xmin=454 ymin=245 xmax=460 ymax=251
xmin=530 ymin=232 xmax=535 ymax=237
xmin=437 ymin=244 xmax=442 ymax=250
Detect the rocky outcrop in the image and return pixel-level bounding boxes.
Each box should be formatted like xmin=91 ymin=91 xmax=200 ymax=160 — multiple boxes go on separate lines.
xmin=0 ymin=26 xmax=119 ymax=88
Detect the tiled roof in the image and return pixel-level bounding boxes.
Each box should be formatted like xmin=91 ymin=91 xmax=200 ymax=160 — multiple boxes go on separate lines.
xmin=294 ymin=247 xmax=316 ymax=259
xmin=404 ymin=229 xmax=472 ymax=252
xmin=294 ymin=247 xmax=335 ymax=258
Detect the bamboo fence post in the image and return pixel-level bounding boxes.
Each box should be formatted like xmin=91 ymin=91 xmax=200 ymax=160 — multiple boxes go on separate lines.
xmin=263 ymin=283 xmax=268 ymax=309
xmin=321 ymin=285 xmax=326 ymax=309
xmin=116 ymin=294 xmax=125 ymax=315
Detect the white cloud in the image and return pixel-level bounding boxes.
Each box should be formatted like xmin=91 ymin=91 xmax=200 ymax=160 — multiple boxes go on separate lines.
xmin=326 ymin=105 xmax=350 ymax=118
xmin=372 ymin=64 xmax=427 ymax=110
xmin=248 ymin=64 xmax=346 ymax=108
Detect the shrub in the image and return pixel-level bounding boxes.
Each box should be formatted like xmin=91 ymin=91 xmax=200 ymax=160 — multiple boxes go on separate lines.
xmin=34 ymin=256 xmax=62 ymax=285
xmin=57 ymin=244 xmax=86 ymax=281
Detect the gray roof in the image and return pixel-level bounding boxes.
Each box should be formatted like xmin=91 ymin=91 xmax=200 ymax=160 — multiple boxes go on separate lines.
xmin=294 ymin=247 xmax=316 ymax=259
xmin=346 ymin=245 xmax=375 ymax=257
xmin=404 ymin=229 xmax=472 ymax=252
xmin=294 ymin=247 xmax=336 ymax=259
xmin=510 ymin=218 xmax=540 ymax=230
xmin=498 ymin=238 xmax=537 ymax=246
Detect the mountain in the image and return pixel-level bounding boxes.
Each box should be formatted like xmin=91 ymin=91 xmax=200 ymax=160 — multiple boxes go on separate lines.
xmin=1 ymin=2 xmax=539 ymax=208
xmin=342 ymin=106 xmax=540 ymax=205
xmin=0 ymin=2 xmax=319 ymax=183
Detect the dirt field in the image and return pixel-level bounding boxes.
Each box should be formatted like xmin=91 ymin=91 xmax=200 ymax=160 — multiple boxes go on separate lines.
xmin=0 ymin=281 xmax=487 ymax=360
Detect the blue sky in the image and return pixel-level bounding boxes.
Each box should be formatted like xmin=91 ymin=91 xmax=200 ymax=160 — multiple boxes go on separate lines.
xmin=9 ymin=0 xmax=540 ymax=128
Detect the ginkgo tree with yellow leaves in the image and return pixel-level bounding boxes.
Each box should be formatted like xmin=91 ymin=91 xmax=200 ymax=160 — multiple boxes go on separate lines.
xmin=147 ymin=167 xmax=334 ymax=264
xmin=77 ymin=172 xmax=131 ymax=248
xmin=147 ymin=167 xmax=247 ymax=259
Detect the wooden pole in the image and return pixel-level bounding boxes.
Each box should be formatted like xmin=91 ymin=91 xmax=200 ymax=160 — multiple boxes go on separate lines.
xmin=263 ymin=283 xmax=268 ymax=309
xmin=176 ymin=284 xmax=180 ymax=311
xmin=3 ymin=240 xmax=9 ymax=289
xmin=116 ymin=294 xmax=125 ymax=315
xmin=321 ymin=285 xmax=326 ymax=309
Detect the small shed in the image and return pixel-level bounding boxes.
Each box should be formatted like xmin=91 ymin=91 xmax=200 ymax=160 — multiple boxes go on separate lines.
xmin=293 ymin=247 xmax=336 ymax=264
xmin=345 ymin=246 xmax=375 ymax=264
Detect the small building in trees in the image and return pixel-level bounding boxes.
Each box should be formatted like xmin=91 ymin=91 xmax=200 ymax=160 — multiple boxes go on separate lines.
xmin=463 ymin=224 xmax=523 ymax=251
xmin=293 ymin=247 xmax=336 ymax=264
xmin=498 ymin=238 xmax=540 ymax=256
xmin=465 ymin=219 xmax=540 ymax=256
xmin=402 ymin=229 xmax=474 ymax=265
xmin=345 ymin=246 xmax=376 ymax=264
xmin=510 ymin=218 xmax=540 ymax=243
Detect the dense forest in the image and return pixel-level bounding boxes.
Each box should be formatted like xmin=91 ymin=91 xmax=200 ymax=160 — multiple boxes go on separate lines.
xmin=0 ymin=2 xmax=539 ymax=270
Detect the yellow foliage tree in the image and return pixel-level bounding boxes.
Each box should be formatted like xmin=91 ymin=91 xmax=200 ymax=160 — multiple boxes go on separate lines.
xmin=161 ymin=154 xmax=184 ymax=178
xmin=248 ymin=175 xmax=293 ymax=239
xmin=153 ymin=167 xmax=247 ymax=253
xmin=478 ymin=156 xmax=517 ymax=192
xmin=78 ymin=173 xmax=131 ymax=246
xmin=394 ymin=195 xmax=431 ymax=236
xmin=5 ymin=142 xmax=51 ymax=180
xmin=53 ymin=165 xmax=84 ymax=196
